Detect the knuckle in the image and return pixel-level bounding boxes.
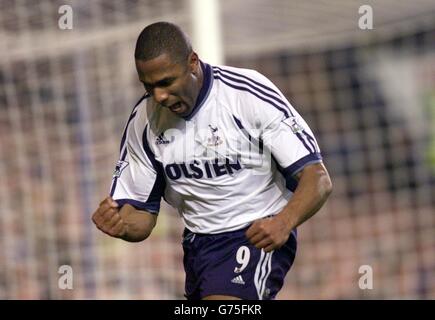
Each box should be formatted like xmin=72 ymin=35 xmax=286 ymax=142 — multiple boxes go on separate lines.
xmin=103 ymin=209 xmax=114 ymax=219
xmin=110 ymin=215 xmax=120 ymax=225
xmin=109 ymin=207 xmax=118 ymax=215
xmin=109 ymin=220 xmax=123 ymax=234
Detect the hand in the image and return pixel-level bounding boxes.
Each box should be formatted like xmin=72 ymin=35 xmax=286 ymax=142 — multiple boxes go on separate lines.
xmin=245 ymin=215 xmax=292 ymax=253
xmin=92 ymin=197 xmax=126 ymax=238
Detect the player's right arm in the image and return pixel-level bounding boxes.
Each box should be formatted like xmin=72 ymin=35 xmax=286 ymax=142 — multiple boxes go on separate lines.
xmin=92 ymin=196 xmax=157 ymax=242
xmin=96 ymin=96 xmax=164 ymax=242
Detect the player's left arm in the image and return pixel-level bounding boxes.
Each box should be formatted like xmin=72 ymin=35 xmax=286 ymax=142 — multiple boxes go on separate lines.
xmin=246 ymin=161 xmax=332 ymax=252
xmin=239 ymin=70 xmax=332 ymax=251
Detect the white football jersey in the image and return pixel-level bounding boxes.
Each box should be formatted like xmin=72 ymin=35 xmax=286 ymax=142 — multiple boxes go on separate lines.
xmin=110 ymin=62 xmax=322 ymax=234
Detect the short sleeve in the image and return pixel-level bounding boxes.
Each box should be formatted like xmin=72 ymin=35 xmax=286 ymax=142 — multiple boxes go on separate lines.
xmin=109 ymin=106 xmax=165 ymax=214
xmin=262 ymin=111 xmax=323 ymax=177
xmin=233 ymin=69 xmax=323 ymax=178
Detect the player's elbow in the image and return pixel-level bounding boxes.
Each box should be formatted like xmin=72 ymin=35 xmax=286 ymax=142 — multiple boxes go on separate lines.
xmin=134 ymin=224 xmax=156 ymax=242
xmin=121 ymin=233 xmax=150 ymax=243
xmin=319 ymin=168 xmax=333 ymax=201
xmin=298 ymin=162 xmax=333 ymax=201
xmin=120 ymin=225 xmax=154 ymax=242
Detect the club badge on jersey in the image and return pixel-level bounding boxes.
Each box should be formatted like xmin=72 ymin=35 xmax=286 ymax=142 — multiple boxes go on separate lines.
xmin=207 ymin=124 xmax=223 ymax=146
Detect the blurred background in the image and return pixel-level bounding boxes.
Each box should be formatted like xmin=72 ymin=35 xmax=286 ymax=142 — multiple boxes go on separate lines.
xmin=0 ymin=0 xmax=434 ymax=299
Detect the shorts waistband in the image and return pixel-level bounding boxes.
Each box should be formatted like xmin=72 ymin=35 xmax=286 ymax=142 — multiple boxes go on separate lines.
xmin=182 ymin=225 xmax=251 ymax=238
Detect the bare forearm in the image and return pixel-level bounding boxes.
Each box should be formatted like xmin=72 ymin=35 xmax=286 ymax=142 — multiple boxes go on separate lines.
xmin=279 ymin=163 xmax=332 ymax=231
xmin=117 ymin=204 xmax=157 ymax=242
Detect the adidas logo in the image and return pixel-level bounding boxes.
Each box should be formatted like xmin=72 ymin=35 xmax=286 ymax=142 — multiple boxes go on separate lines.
xmin=155 ymin=132 xmax=170 ymax=145
xmin=231 ymin=275 xmax=245 ymax=285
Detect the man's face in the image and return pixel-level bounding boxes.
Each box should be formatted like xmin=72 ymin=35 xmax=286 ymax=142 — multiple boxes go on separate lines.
xmin=135 ymin=52 xmax=201 ymax=117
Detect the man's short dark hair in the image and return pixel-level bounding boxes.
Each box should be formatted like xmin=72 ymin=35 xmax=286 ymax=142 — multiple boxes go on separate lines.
xmin=134 ymin=22 xmax=192 ymax=64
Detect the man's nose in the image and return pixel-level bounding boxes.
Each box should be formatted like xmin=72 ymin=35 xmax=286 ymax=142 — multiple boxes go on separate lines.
xmin=152 ymin=87 xmax=169 ymax=104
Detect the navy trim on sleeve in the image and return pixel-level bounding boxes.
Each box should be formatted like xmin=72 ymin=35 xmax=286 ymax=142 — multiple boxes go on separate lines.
xmin=114 ymin=199 xmax=160 ymax=214
xmin=274 ymin=153 xmax=322 ymax=192
xmin=273 ymin=156 xmax=298 ymax=192
xmin=282 ymin=153 xmax=323 ymax=178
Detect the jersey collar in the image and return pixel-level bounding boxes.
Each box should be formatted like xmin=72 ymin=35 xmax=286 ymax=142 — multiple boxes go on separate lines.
xmin=182 ymin=61 xmax=213 ymax=121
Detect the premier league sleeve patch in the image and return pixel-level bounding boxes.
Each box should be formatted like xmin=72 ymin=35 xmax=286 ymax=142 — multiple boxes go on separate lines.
xmin=282 ymin=116 xmax=304 ymax=134
xmin=113 ymin=160 xmax=129 ymax=178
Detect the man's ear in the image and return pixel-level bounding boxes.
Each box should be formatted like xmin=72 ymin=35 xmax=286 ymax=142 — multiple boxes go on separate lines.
xmin=189 ymin=52 xmax=199 ymax=74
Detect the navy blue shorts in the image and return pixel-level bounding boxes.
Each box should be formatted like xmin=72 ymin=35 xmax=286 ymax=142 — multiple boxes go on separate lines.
xmin=182 ymin=226 xmax=297 ymax=300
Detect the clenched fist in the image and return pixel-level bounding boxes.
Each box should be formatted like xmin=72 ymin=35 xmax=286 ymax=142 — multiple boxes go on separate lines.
xmin=245 ymin=215 xmax=292 ymax=253
xmin=92 ymin=197 xmax=127 ymax=238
